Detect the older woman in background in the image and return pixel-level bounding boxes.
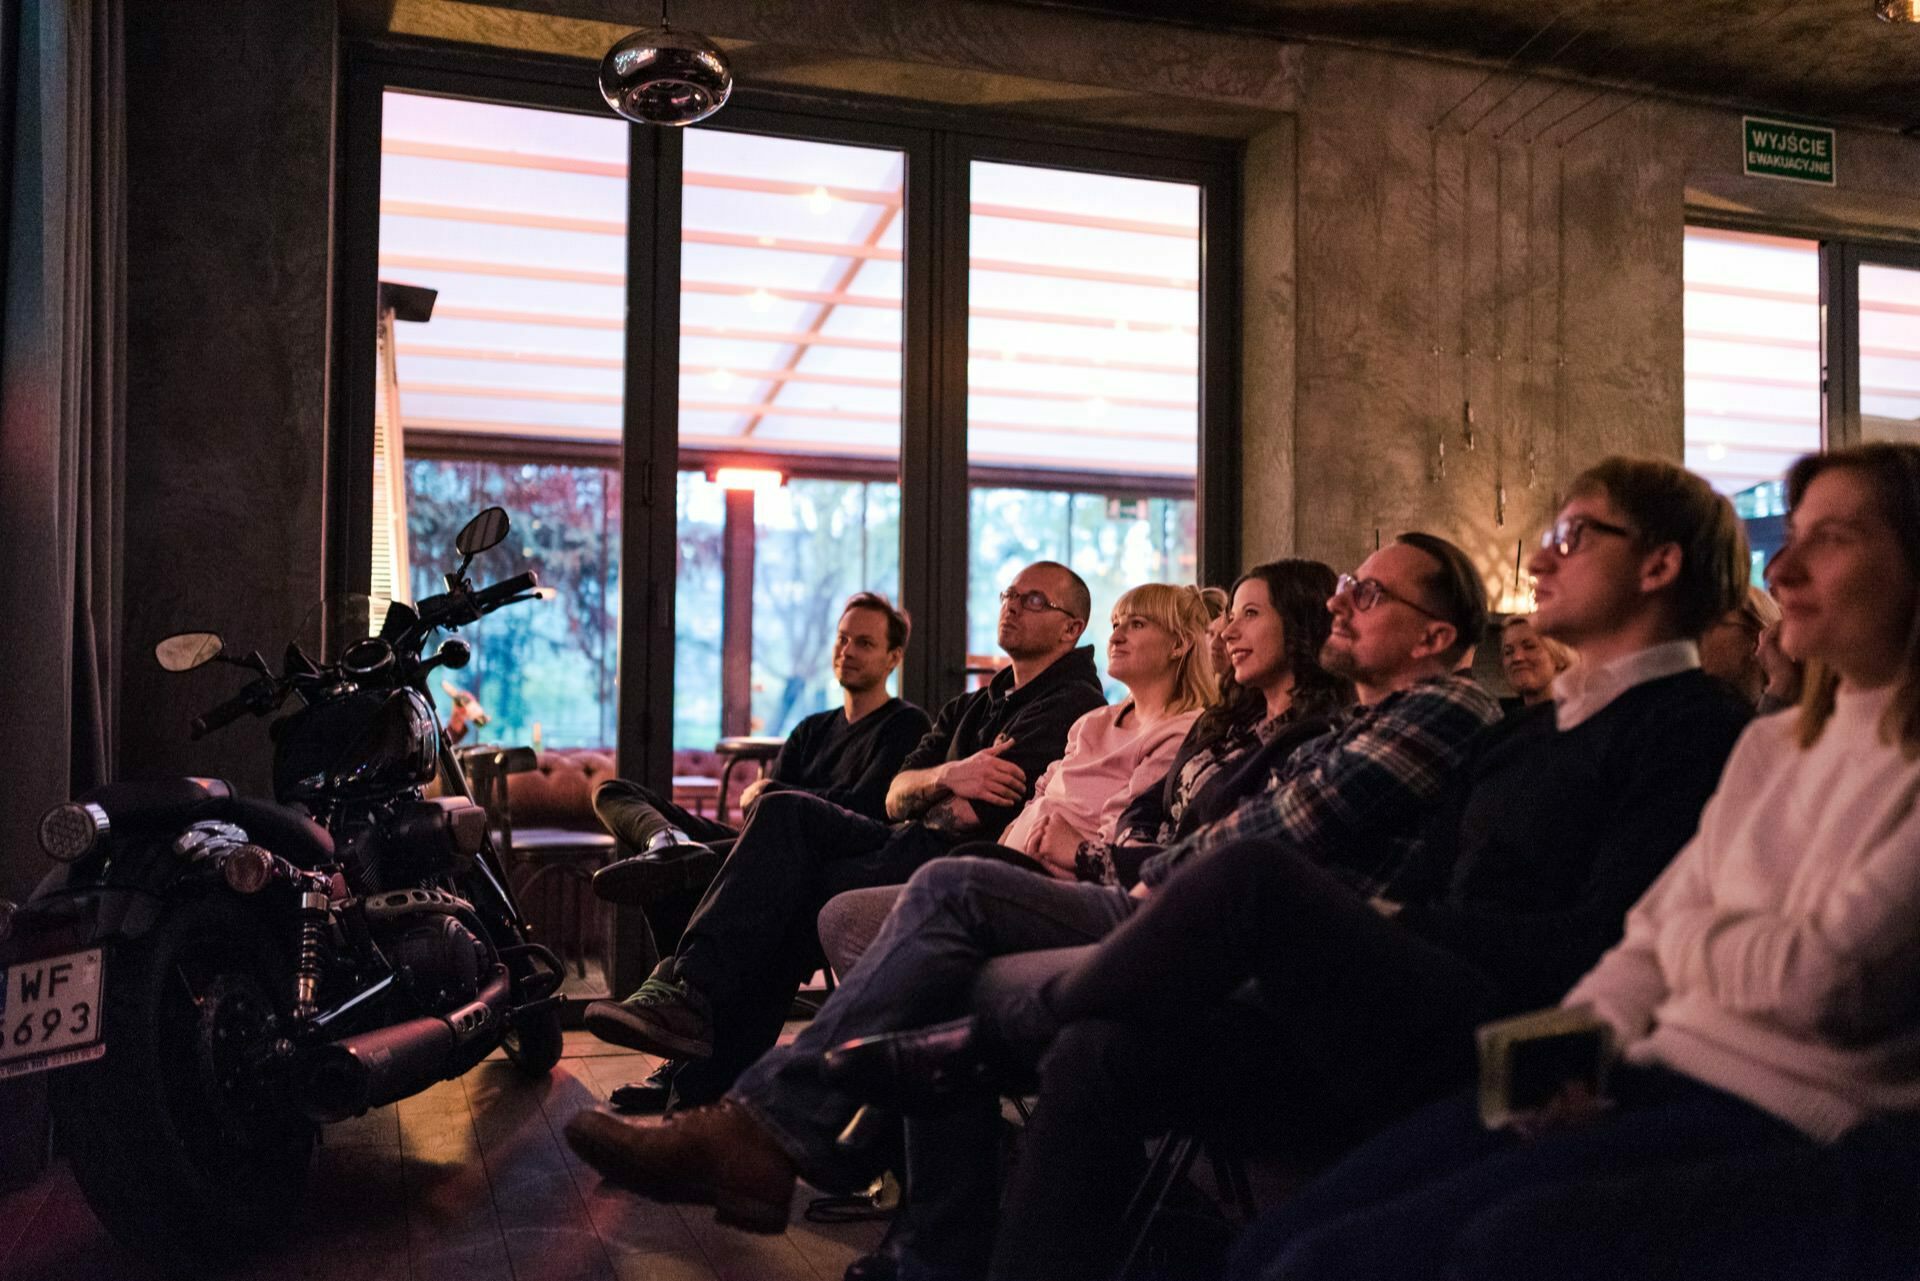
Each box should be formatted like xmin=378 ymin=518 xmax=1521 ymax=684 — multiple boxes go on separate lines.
xmin=1498 ymin=614 xmax=1573 ymax=713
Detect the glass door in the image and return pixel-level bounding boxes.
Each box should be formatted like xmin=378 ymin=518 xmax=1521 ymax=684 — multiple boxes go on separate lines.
xmin=377 ymin=90 xmax=631 ymax=754
xmin=672 ymin=127 xmax=907 ymax=790
xmin=963 ymin=160 xmax=1203 ymax=694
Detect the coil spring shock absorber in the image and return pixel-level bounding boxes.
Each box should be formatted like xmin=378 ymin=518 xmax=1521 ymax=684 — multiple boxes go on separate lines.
xmin=292 ymin=890 xmax=329 ymax=1024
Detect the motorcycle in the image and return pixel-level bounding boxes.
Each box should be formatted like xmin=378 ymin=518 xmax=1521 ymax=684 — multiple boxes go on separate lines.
xmin=0 ymin=507 xmax=566 ymax=1263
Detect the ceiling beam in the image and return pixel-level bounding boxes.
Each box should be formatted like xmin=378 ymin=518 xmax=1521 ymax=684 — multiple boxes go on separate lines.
xmin=402 ymin=376 xmax=1199 ymax=412
xmin=400 ymin=333 xmax=1198 ymax=376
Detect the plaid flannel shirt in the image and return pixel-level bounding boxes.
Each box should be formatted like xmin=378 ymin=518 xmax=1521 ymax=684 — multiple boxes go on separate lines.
xmin=1136 ymin=673 xmax=1502 ymax=897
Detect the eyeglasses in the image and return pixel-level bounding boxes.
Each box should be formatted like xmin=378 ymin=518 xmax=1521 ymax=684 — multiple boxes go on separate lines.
xmin=1539 ymin=516 xmax=1634 ymax=558
xmin=1334 ymin=574 xmax=1444 ymax=621
xmin=1000 ymin=587 xmax=1077 ymax=619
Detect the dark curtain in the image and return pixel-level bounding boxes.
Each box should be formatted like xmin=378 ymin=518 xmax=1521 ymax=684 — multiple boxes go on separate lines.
xmin=0 ymin=0 xmax=122 ymax=898
xmin=0 ymin=0 xmax=124 ymax=1189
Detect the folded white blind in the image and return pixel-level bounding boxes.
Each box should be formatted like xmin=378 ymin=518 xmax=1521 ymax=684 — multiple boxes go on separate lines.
xmin=370 ymin=307 xmax=413 ymax=634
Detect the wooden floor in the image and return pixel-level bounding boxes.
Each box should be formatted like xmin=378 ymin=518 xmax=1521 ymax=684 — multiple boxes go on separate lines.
xmin=0 ymin=1029 xmax=886 ymax=1281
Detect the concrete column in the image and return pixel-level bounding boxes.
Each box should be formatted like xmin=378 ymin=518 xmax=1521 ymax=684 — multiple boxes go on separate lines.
xmin=120 ymin=0 xmax=338 ymax=793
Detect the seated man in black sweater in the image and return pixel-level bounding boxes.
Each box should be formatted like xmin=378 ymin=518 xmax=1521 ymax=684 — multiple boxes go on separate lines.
xmin=942 ymin=457 xmax=1756 ymax=1281
xmin=584 ymin=561 xmax=1108 ymax=1106
xmin=589 ymin=591 xmax=930 ymax=914
xmin=585 ymin=592 xmax=930 ymax=1112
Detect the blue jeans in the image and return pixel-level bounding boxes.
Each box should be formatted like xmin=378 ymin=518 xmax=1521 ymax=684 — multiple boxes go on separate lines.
xmin=728 ymin=858 xmax=1134 ymax=1230
xmin=1228 ymin=1066 xmax=1812 ymax=1281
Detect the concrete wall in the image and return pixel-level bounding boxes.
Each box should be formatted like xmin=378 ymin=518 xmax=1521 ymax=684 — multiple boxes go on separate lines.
xmin=1260 ymin=43 xmax=1920 ymax=605
xmin=119 ymin=2 xmax=339 ymax=788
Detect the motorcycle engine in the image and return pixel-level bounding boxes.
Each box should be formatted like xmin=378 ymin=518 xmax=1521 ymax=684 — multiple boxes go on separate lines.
xmin=340 ymin=797 xmax=488 ymax=894
xmin=388 ymin=914 xmax=488 ymax=1014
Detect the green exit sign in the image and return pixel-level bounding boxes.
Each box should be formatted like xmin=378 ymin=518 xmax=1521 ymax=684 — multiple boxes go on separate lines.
xmin=1743 ymin=116 xmax=1836 ymax=186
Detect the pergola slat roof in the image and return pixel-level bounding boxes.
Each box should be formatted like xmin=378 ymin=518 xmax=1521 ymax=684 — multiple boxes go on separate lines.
xmin=380 ymin=92 xmax=1203 ymax=482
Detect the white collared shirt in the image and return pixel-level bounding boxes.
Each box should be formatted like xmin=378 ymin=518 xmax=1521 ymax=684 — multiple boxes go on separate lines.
xmin=1552 ymin=639 xmax=1702 ymax=731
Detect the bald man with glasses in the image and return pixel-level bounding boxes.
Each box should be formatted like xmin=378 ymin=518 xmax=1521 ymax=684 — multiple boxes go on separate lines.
xmin=581 ymin=560 xmax=1107 ymax=1109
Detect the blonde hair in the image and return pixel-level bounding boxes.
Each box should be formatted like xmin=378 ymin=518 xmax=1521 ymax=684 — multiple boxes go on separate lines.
xmin=1112 ymin=583 xmax=1218 ymax=716
xmin=1500 ymin=614 xmax=1575 ymax=674
xmin=1734 ymin=584 xmax=1782 ymax=635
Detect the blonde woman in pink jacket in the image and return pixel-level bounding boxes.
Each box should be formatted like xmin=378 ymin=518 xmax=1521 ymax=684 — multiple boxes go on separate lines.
xmin=1230 ymin=443 xmax=1920 ymax=1281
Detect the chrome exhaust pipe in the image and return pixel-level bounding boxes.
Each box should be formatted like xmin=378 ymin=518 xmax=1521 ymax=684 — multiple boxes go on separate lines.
xmin=297 ymin=966 xmax=511 ymax=1122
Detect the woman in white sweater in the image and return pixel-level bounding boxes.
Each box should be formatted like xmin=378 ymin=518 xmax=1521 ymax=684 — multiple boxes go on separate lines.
xmin=1228 ymin=443 xmax=1920 ymax=1281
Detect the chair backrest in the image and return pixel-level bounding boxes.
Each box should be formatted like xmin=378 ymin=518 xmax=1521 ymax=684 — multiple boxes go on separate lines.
xmin=504 ymin=748 xmax=618 ymax=830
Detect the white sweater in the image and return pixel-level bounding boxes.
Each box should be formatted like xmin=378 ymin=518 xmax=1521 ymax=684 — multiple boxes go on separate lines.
xmin=1564 ymin=684 xmax=1920 ymax=1141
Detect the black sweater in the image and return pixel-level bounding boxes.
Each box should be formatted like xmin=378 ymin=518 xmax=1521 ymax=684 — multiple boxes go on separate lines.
xmin=899 ymin=646 xmax=1108 ymax=842
xmin=759 ymin=698 xmax=932 ymax=822
xmin=1392 ymin=669 xmax=1751 ymax=1014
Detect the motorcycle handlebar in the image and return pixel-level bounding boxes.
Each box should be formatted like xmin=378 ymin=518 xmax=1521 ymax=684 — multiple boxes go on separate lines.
xmin=413 ymin=571 xmax=539 ymax=632
xmin=474 ymin=571 xmax=538 ymax=610
xmin=191 ymin=688 xmax=261 ymax=740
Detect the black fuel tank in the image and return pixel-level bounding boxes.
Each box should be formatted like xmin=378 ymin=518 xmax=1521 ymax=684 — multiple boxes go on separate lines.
xmin=274 ymin=687 xmax=439 ymax=805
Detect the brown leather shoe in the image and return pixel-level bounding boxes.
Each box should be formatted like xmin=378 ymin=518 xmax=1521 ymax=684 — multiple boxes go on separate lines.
xmin=564 ymin=1099 xmax=796 ymax=1233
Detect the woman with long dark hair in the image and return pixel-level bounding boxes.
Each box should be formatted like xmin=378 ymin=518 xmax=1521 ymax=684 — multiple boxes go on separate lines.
xmin=1230 ymin=443 xmax=1920 ymax=1281
xmin=1065 ymin=559 xmax=1354 ymax=886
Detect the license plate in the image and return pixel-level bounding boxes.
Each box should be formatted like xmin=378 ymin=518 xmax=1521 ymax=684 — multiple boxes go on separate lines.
xmin=0 ymin=947 xmax=105 ymax=1080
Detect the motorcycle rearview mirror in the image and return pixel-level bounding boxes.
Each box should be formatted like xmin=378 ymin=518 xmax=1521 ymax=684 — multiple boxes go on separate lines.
xmin=155 ymin=632 xmax=225 ymax=672
xmin=455 ymin=507 xmax=510 ymax=559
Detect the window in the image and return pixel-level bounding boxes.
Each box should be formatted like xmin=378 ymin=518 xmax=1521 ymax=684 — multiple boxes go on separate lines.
xmin=347 ymin=66 xmax=1237 ymax=786
xmin=377 ymin=91 xmax=629 ymax=745
xmin=965 ymin=162 xmax=1202 ymax=689
xmin=675 ymin=128 xmax=905 ymax=742
xmin=1685 ymin=227 xmax=1920 ymax=579
xmin=673 ymin=471 xmax=902 ymax=746
xmin=407 ymin=456 xmax=620 ymax=749
xmin=968 ymin=488 xmax=1195 ymax=695
xmin=1859 ymin=262 xmax=1920 ymax=447
xmin=1683 ymin=227 xmax=1820 ymax=577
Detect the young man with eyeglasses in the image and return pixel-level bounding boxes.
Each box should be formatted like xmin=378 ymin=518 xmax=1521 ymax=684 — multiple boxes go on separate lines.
xmin=562 ymin=532 xmax=1506 ymax=1262
xmin=579 ymin=560 xmax=1106 ymax=1107
xmin=938 ymin=457 xmax=1756 ymax=1281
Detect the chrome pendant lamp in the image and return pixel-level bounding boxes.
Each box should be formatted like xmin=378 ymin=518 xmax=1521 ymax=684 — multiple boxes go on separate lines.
xmin=598 ymin=0 xmax=733 ymax=126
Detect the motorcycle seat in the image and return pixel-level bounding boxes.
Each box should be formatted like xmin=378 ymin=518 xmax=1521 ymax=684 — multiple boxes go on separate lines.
xmin=77 ymin=780 xmax=336 ymax=866
xmin=79 ymin=777 xmax=238 ymax=830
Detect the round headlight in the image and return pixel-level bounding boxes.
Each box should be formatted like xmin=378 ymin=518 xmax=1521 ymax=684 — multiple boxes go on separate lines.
xmin=39 ymin=802 xmax=109 ymax=863
xmin=221 ymin=845 xmax=280 ymax=895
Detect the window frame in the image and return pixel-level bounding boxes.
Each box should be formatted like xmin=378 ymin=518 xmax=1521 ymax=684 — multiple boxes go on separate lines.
xmin=336 ymin=35 xmax=1242 ymax=790
xmin=1686 ymin=213 xmax=1920 ymax=459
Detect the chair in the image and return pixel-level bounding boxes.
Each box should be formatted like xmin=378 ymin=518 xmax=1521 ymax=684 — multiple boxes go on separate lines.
xmin=713 ymin=734 xmax=785 ymax=822
xmin=1113 ymin=1132 xmax=1259 ymax=1281
xmin=469 ymin=747 xmax=620 ymax=986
